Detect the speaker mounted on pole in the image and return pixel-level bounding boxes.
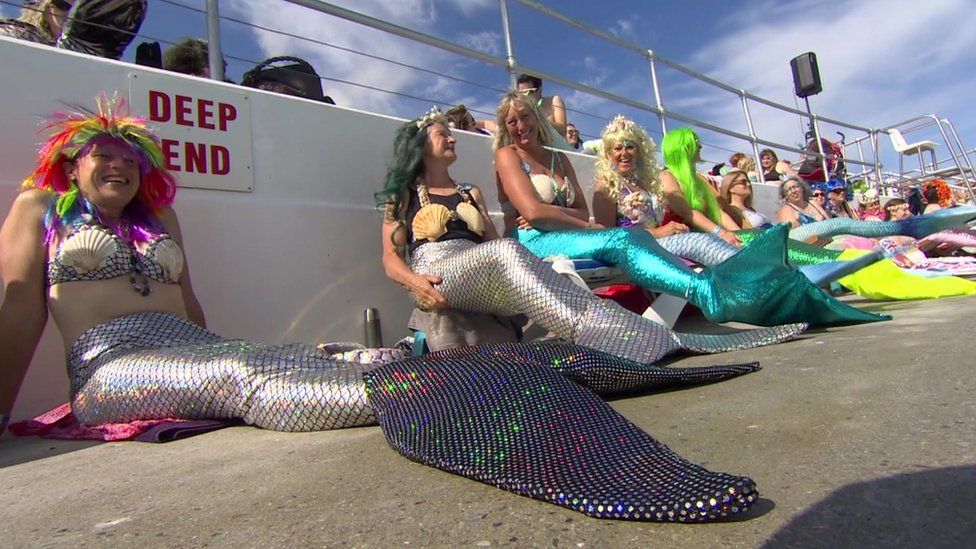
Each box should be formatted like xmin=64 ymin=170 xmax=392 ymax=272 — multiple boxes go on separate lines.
xmin=790 ymin=52 xmax=822 ymax=98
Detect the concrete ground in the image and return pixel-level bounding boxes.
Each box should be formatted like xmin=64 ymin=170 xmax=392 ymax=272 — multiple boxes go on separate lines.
xmin=2 ymin=294 xmax=974 ymax=548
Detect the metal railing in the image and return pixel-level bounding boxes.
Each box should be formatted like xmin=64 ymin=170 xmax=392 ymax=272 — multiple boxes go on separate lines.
xmin=11 ymin=0 xmax=966 ymax=196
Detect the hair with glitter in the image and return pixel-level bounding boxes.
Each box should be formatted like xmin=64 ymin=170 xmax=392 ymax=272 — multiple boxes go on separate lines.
xmin=375 ymin=108 xmax=448 ymax=224
xmin=595 ymin=115 xmax=661 ymax=200
xmin=22 ymin=94 xmax=177 ymax=243
xmin=491 ymin=91 xmax=555 ymax=152
xmin=661 ymin=128 xmax=722 ymax=224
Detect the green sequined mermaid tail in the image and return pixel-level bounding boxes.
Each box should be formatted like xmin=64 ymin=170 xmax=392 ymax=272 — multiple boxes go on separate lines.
xmin=515 ymin=226 xmax=883 ymax=327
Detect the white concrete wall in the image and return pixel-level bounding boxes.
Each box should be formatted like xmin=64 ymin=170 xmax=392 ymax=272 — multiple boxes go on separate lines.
xmin=0 ymin=38 xmax=597 ymax=419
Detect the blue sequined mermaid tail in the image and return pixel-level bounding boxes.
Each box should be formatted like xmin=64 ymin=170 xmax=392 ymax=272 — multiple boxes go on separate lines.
xmin=68 ymin=312 xmax=378 ymax=431
xmin=364 ymin=350 xmax=759 ymax=522
xmin=515 ymin=226 xmax=883 ymax=326
xmin=411 ymin=238 xmax=804 ymax=364
xmin=788 ymin=205 xmax=976 ymax=242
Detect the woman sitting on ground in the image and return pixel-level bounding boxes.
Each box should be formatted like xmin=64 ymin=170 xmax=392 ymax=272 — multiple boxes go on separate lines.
xmin=720 ymin=169 xmax=772 ymax=229
xmin=491 ymin=91 xmax=882 ymax=327
xmin=0 ymin=96 xmax=392 ymax=434
xmin=658 ymin=128 xmax=743 ymax=246
xmin=776 ymin=175 xmax=831 ymax=228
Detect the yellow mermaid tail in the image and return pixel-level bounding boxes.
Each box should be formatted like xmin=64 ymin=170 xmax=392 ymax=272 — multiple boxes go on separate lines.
xmin=836 ymin=249 xmax=976 ymax=300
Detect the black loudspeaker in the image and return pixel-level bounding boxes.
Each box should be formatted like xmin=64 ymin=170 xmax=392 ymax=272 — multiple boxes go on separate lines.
xmin=790 ymin=52 xmax=822 ymax=98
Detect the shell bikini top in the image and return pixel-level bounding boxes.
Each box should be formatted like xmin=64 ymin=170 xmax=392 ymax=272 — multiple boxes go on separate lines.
xmin=499 ymin=152 xmax=575 ymax=216
xmin=407 ymin=181 xmax=486 ymax=253
xmin=47 ymin=224 xmax=184 ymax=295
xmin=616 ymin=183 xmax=663 ymax=229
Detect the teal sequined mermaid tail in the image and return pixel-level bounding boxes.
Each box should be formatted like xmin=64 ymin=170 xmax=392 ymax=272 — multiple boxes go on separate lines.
xmin=514 ymin=225 xmax=885 ymax=326
xmin=788 ymin=205 xmax=976 ymax=242
xmin=689 ymin=225 xmax=888 ymax=325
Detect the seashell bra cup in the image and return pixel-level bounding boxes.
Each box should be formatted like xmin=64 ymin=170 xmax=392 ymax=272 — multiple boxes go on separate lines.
xmin=48 ymin=225 xmax=184 ymax=286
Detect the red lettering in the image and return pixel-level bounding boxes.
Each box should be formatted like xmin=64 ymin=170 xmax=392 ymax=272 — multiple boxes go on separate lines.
xmin=210 ymin=146 xmax=230 ymax=175
xmin=161 ymin=139 xmax=181 ymax=171
xmin=149 ymin=90 xmax=170 ymax=122
xmin=197 ymin=99 xmax=215 ymax=130
xmin=218 ymin=103 xmax=237 ymax=131
xmin=175 ymin=95 xmax=193 ymax=127
xmin=185 ymin=142 xmax=207 ymax=173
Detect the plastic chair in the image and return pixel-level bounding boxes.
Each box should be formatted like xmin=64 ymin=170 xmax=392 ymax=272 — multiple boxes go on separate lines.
xmin=889 ymin=128 xmax=938 ymax=182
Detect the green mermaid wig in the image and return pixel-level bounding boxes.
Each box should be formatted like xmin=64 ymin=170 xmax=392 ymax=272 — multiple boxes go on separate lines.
xmin=661 ymin=128 xmax=723 ymax=225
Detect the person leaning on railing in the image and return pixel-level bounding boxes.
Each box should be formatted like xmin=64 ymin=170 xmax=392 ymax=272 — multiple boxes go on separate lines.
xmin=0 ymin=0 xmax=70 ymax=45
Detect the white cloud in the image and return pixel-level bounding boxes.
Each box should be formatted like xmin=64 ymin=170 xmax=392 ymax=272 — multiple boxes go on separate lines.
xmin=677 ymin=0 xmax=976 ymax=168
xmin=456 ymin=31 xmax=501 ymax=56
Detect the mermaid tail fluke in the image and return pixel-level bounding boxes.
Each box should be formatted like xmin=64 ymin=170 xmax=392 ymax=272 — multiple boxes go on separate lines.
xmin=900 ymin=206 xmax=976 ymax=239
xmin=364 ymin=351 xmax=758 ymax=521
xmin=693 ymin=224 xmax=889 ymax=326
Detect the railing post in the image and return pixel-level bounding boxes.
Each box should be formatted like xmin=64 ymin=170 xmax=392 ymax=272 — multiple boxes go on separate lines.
xmin=740 ymin=91 xmax=761 ymax=174
xmin=205 ymin=0 xmax=225 ymax=81
xmin=645 ymin=50 xmax=667 ymax=136
xmin=499 ymin=0 xmax=518 ymax=88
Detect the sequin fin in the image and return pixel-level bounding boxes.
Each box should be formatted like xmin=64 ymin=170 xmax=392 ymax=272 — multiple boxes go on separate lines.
xmin=364 ymin=352 xmax=758 ymax=522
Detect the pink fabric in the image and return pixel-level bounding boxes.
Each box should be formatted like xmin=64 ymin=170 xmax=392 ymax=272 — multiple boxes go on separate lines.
xmin=9 ymin=403 xmax=177 ymax=441
xmin=918 ymin=230 xmax=976 ymax=254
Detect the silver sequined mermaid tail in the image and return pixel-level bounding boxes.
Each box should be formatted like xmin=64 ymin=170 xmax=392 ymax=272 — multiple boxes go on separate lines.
xmin=410 ymin=238 xmax=804 ymax=364
xmin=788 ymin=205 xmax=976 ymax=242
xmin=68 ymin=312 xmax=378 ymax=431
xmin=658 ymin=232 xmax=738 ymax=265
xmin=365 ymin=351 xmax=758 ymax=522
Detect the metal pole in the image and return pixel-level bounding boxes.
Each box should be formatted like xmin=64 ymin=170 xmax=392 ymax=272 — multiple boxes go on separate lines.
xmin=805 ymin=96 xmax=829 ymax=183
xmin=499 ymin=0 xmax=518 ymax=88
xmin=741 ymin=92 xmax=761 ymax=176
xmin=205 ymin=0 xmax=225 ymax=81
xmin=646 ymin=51 xmax=667 ymax=136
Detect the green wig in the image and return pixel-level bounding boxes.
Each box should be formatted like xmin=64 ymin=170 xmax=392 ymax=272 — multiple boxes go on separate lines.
xmin=661 ymin=128 xmax=722 ymax=225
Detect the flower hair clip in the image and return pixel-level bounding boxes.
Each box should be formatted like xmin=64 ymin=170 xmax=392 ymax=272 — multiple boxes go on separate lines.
xmin=416 ymin=106 xmax=446 ymax=129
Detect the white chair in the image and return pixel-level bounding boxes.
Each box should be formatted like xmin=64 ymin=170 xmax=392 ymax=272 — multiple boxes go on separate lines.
xmin=888 ymin=128 xmax=938 ymax=182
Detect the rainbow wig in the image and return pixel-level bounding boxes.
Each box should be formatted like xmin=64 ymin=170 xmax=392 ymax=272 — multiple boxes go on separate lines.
xmin=595 ymin=115 xmax=661 ymax=200
xmin=22 ymin=94 xmax=177 ymax=243
xmin=661 ymin=128 xmax=723 ymax=225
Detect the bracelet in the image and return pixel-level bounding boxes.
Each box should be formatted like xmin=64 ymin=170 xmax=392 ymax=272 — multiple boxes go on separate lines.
xmin=711 ymin=226 xmax=722 ymax=235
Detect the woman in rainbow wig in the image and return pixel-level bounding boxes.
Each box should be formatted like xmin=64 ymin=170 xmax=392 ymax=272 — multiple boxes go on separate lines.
xmin=492 ymin=91 xmax=883 ymax=327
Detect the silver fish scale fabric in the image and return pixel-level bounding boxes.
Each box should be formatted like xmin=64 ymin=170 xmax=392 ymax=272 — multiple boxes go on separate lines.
xmin=425 ymin=341 xmax=760 ymax=396
xmin=659 ymin=232 xmax=738 ymax=266
xmin=364 ymin=351 xmax=758 ymax=522
xmin=411 ymin=238 xmax=803 ymax=363
xmin=68 ymin=312 xmax=378 ymax=431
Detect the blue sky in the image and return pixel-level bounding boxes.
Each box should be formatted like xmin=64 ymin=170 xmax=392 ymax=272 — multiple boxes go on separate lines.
xmin=5 ymin=0 xmax=975 ymax=173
